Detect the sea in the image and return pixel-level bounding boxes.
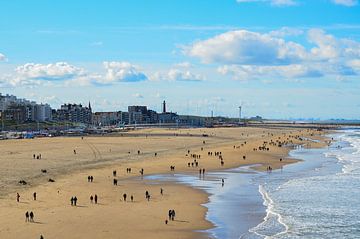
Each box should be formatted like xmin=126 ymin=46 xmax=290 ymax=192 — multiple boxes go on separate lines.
xmin=147 ymin=129 xmax=360 ymax=239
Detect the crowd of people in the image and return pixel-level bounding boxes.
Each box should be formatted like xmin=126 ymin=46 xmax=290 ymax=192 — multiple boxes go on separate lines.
xmin=13 ymin=129 xmax=319 ymax=239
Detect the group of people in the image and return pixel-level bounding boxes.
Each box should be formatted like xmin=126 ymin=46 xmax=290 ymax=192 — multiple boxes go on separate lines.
xmin=33 ymin=154 xmax=42 ymax=160
xmin=25 ymin=211 xmax=35 ymax=222
xmin=122 ymin=193 xmax=134 ymax=202
xmin=199 ymin=168 xmax=206 ymax=175
xmin=187 ymin=160 xmax=199 ymax=167
xmin=168 ymin=209 xmax=176 ymax=221
xmin=87 ymin=176 xmax=94 ymax=182
xmin=70 ymin=196 xmax=78 ymax=206
xmin=90 ymin=194 xmax=98 ymax=204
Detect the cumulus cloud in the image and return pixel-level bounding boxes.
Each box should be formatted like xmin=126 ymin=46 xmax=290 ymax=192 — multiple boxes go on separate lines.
xmin=332 ymin=0 xmax=358 ymax=6
xmin=15 ymin=62 xmax=84 ymax=80
xmin=236 ymin=0 xmax=297 ymax=6
xmin=184 ymin=30 xmax=307 ymax=65
xmin=186 ymin=28 xmax=360 ymax=81
xmin=2 ymin=61 xmax=149 ymax=87
xmin=103 ymin=61 xmax=147 ymax=83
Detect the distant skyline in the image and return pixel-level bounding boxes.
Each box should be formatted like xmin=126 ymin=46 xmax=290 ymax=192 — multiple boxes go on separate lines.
xmin=0 ymin=0 xmax=359 ymax=119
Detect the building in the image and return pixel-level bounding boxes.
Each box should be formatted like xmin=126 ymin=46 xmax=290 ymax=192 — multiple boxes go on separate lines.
xmin=157 ymin=100 xmax=179 ymax=124
xmin=128 ymin=106 xmax=148 ymax=124
xmin=178 ymin=115 xmax=206 ymax=127
xmin=54 ymin=103 xmax=92 ymax=124
xmin=34 ymin=104 xmax=52 ymax=122
xmin=0 ymin=93 xmax=52 ymax=123
xmin=92 ymin=111 xmax=122 ymax=126
xmin=2 ymin=104 xmax=27 ymax=123
xmin=119 ymin=111 xmax=129 ymax=125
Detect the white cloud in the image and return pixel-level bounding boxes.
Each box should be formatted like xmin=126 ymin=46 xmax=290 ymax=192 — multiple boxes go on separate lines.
xmin=185 ymin=30 xmax=307 ymax=65
xmin=0 ymin=53 xmax=6 ymax=61
xmin=236 ymin=0 xmax=297 ymax=6
xmin=168 ymin=69 xmax=204 ymax=81
xmin=332 ymin=0 xmax=358 ymax=6
xmin=5 ymin=61 xmax=147 ymax=86
xmin=308 ymin=29 xmax=360 ymax=61
xmin=103 ymin=61 xmax=147 ymax=83
xmin=308 ymin=29 xmax=340 ymax=60
xmin=186 ymin=28 xmax=360 ymax=81
xmin=151 ymin=68 xmax=204 ymax=82
xmin=347 ymin=59 xmax=360 ymax=72
xmin=218 ymin=64 xmax=323 ymax=81
xmin=15 ymin=62 xmax=84 ymax=80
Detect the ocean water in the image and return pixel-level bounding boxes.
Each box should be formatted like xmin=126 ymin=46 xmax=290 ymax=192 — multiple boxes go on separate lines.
xmin=147 ymin=129 xmax=360 ymax=239
xmin=146 ymin=166 xmax=266 ymax=239
xmin=244 ymin=129 xmax=360 ymax=239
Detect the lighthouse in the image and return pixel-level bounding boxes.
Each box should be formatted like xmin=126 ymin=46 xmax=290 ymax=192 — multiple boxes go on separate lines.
xmin=162 ymin=100 xmax=166 ymax=113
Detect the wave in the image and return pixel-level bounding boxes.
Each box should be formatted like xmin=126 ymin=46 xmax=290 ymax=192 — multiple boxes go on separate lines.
xmin=243 ymin=185 xmax=289 ymax=239
xmin=321 ymin=131 xmax=360 ymax=175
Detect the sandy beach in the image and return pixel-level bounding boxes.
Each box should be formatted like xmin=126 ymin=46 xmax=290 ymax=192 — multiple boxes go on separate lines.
xmin=0 ymin=127 xmax=328 ymax=239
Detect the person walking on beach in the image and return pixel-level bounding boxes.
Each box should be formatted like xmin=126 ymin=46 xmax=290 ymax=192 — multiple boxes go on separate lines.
xmin=25 ymin=211 xmax=29 ymax=222
xmin=94 ymin=194 xmax=98 ymax=204
xmin=171 ymin=210 xmax=175 ymax=221
xmin=40 ymin=235 xmax=44 ymax=239
xmin=74 ymin=196 xmax=78 ymax=206
xmin=16 ymin=193 xmax=20 ymax=202
xmin=33 ymin=192 xmax=37 ymax=201
xmin=168 ymin=210 xmax=172 ymax=221
xmin=123 ymin=193 xmax=127 ymax=202
xmin=90 ymin=195 xmax=93 ymax=203
xmin=160 ymin=188 xmax=163 ymax=195
xmin=29 ymin=211 xmax=34 ymax=222
xmin=131 ymin=195 xmax=134 ymax=202
xmin=70 ymin=197 xmax=74 ymax=206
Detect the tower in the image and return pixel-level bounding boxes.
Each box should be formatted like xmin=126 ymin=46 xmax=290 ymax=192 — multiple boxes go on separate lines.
xmin=162 ymin=100 xmax=166 ymax=113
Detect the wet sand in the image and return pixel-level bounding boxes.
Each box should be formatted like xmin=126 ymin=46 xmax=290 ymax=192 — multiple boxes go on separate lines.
xmin=0 ymin=127 xmax=328 ymax=239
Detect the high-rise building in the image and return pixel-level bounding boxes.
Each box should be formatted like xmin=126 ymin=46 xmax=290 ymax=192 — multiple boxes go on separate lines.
xmin=54 ymin=103 xmax=92 ymax=124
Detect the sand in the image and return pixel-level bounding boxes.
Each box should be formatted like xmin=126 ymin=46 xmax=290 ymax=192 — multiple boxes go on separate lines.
xmin=0 ymin=127 xmax=328 ymax=239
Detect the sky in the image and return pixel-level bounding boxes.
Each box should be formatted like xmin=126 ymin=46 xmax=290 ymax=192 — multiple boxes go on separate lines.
xmin=0 ymin=0 xmax=359 ymax=119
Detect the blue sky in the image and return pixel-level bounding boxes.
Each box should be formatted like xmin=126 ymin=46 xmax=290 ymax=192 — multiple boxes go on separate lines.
xmin=0 ymin=0 xmax=360 ymax=119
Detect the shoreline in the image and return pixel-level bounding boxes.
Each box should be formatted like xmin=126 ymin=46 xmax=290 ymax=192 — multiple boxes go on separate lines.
xmin=0 ymin=127 xmax=329 ymax=239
